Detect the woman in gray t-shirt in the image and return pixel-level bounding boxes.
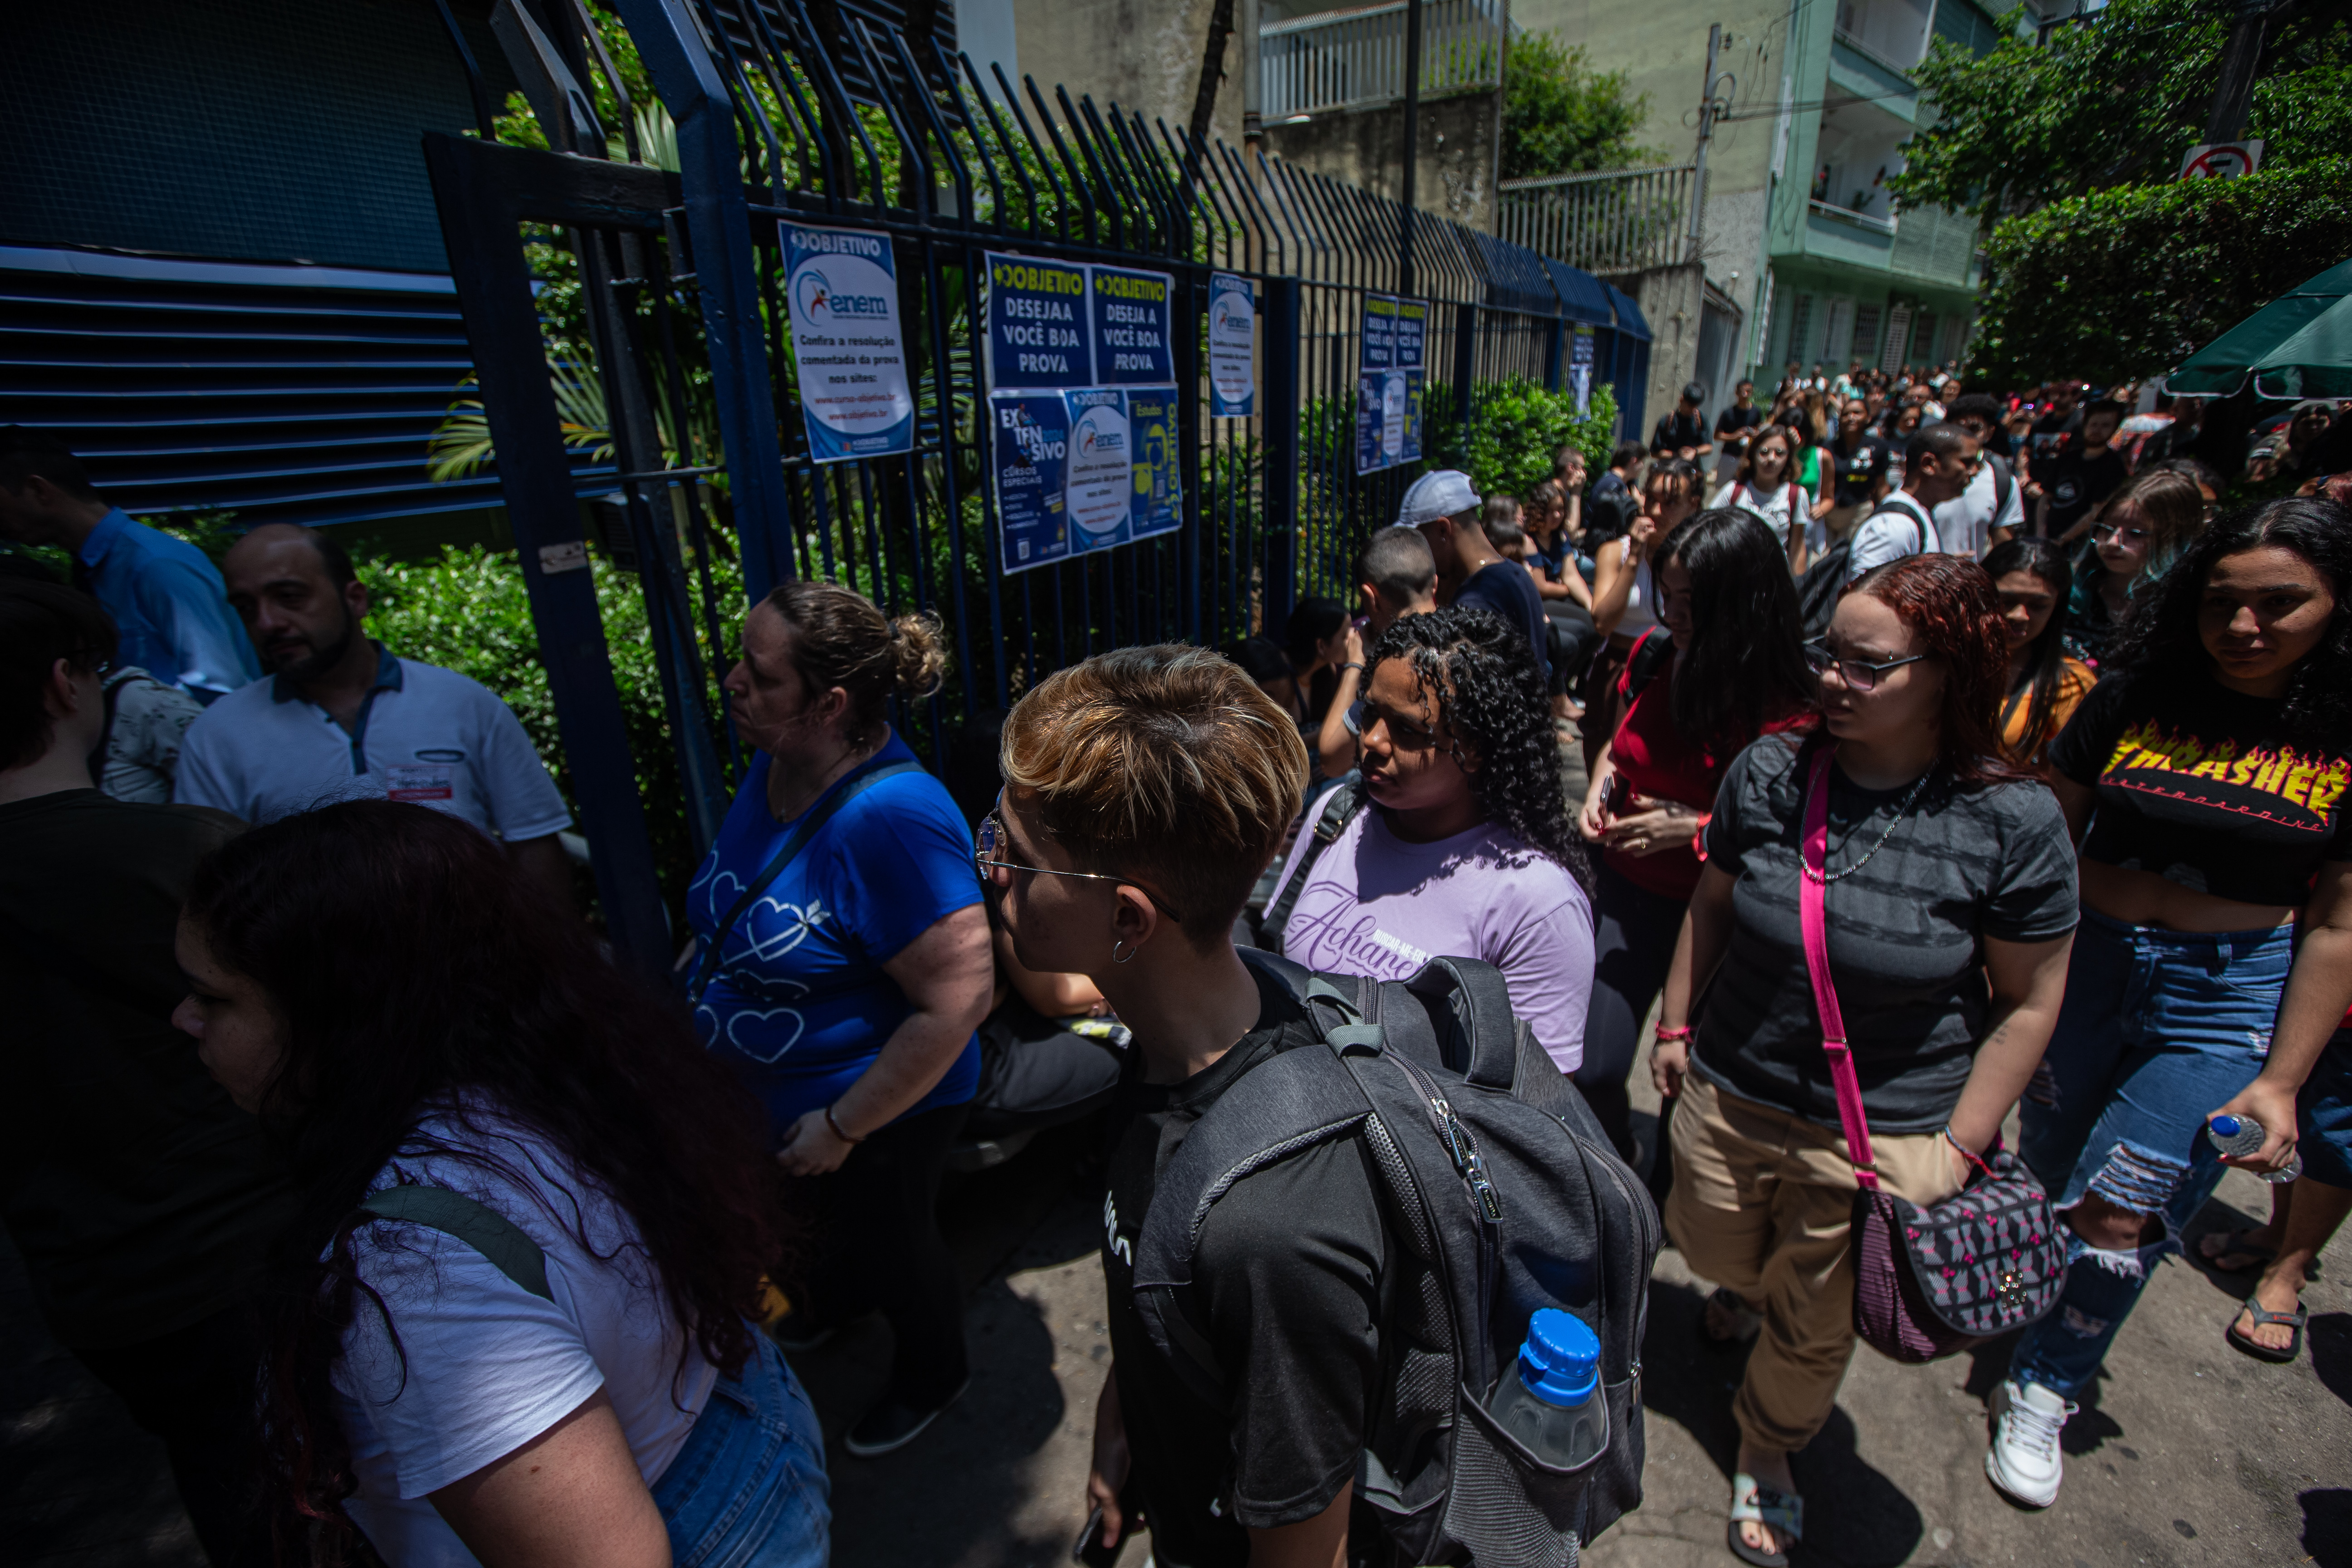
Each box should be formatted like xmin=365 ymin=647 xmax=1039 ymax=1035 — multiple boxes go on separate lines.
xmin=1649 ymin=554 xmax=2078 ymax=1566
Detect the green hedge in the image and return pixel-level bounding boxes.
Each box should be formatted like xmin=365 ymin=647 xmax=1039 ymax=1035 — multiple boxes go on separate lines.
xmin=1969 ymin=159 xmax=2352 ymax=388
xmin=1431 ymin=377 xmax=1620 ymax=503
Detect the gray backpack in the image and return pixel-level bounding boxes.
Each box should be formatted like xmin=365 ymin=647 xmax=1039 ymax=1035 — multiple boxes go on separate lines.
xmin=1131 ymin=948 xmax=1660 ymax=1567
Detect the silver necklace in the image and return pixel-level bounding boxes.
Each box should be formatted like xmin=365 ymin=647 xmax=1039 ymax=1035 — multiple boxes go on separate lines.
xmin=1808 ymin=767 xmax=1933 ymax=883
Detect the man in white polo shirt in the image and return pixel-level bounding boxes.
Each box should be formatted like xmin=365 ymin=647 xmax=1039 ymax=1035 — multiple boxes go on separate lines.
xmin=176 ymin=524 xmax=575 ymax=907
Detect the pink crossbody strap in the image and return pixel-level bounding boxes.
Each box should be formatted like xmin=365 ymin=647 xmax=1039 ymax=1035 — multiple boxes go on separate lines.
xmin=1799 ymin=745 xmax=1881 ymax=1190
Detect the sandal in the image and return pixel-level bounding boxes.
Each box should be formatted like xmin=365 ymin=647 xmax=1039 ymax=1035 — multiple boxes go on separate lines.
xmin=2226 ymin=1294 xmax=2308 ymax=1364
xmin=1727 ymin=1472 xmax=1803 ymax=1567
xmin=2195 ymin=1226 xmax=2276 ymax=1273
xmin=1700 ymin=1285 xmax=1762 ymax=1347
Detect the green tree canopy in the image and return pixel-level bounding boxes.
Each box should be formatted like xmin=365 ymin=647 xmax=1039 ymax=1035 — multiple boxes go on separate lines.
xmin=1892 ymin=0 xmax=2352 ymax=220
xmin=1501 ymin=34 xmax=1661 ymax=181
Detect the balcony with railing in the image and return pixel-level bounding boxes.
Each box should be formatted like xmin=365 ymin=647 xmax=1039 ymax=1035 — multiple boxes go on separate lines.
xmin=1259 ymin=0 xmax=1511 ymax=120
xmin=1494 ymin=164 xmax=1697 ymax=276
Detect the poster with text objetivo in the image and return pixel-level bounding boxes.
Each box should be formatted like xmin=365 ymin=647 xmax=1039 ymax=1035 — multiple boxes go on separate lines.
xmin=1570 ymin=326 xmax=1596 ymax=416
xmin=1357 ymin=294 xmax=1396 ymax=475
xmin=781 ymin=224 xmax=914 ymax=462
xmin=1208 ymin=273 xmax=1255 ymax=417
xmin=990 ymin=392 xmax=1073 ymax=574
xmin=984 ymin=252 xmax=1092 ymax=390
xmin=1394 ymin=297 xmax=1428 ymax=462
xmin=1090 ymin=265 xmax=1175 ymax=385
xmin=1126 ymin=386 xmax=1183 ymax=539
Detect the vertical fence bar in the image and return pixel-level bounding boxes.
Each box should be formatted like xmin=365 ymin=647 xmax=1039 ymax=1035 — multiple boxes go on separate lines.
xmin=1262 ymin=275 xmax=1303 ymax=634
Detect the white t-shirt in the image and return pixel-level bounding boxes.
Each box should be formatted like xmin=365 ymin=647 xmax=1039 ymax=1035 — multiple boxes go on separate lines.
xmin=1271 ymin=808 xmax=1594 ymax=1073
xmin=176 ymin=649 xmax=571 ymax=840
xmin=1931 ymin=452 xmax=2025 ymax=560
xmin=336 ymin=1109 xmax=718 ymax=1568
xmin=1844 ymin=493 xmax=1939 ymax=581
xmin=1709 ymin=479 xmax=1812 ymax=544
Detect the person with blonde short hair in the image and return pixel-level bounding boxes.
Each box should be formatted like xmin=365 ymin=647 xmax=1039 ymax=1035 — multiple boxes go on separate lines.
xmin=983 ymin=646 xmax=1383 ymax=1568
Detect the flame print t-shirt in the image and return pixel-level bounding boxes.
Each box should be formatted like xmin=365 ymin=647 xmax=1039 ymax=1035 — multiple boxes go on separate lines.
xmin=686 ymin=735 xmax=981 ymax=1138
xmin=2049 ymin=668 xmax=2352 ymax=906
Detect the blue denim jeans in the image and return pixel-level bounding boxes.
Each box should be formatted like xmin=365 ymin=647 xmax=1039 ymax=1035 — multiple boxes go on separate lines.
xmin=2009 ymin=908 xmax=2293 ymax=1399
xmin=654 ymin=1330 xmax=832 ymax=1568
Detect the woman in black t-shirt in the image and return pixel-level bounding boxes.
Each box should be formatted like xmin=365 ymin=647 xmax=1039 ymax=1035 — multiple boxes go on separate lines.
xmin=1649 ymin=556 xmax=2078 ymax=1565
xmin=1989 ymin=498 xmax=2352 ymax=1511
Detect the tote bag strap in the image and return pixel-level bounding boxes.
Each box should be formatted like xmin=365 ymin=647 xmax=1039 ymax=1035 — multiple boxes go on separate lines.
xmin=1799 ymin=745 xmax=1881 ymax=1190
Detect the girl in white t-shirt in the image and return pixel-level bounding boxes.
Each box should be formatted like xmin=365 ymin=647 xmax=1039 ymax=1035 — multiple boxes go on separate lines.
xmin=173 ymin=801 xmax=828 ymax=1568
xmin=1708 ymin=424 xmax=1811 ymax=572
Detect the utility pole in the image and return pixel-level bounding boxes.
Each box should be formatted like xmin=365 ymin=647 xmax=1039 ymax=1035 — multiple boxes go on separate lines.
xmin=1689 ymin=23 xmax=1723 ymax=260
xmin=1400 ymin=0 xmax=1423 ymax=294
xmin=2205 ymin=0 xmax=2273 ymax=143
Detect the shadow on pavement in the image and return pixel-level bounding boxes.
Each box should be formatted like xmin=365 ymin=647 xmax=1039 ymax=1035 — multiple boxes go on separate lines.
xmin=2303 ymin=1487 xmax=2352 ymax=1568
xmin=2308 ymin=1312 xmax=2352 ymax=1410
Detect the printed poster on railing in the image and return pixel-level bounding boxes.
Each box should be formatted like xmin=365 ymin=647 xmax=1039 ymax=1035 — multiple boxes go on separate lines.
xmin=779 ymin=223 xmax=914 ymax=463
xmin=984 ymin=254 xmax=1092 ymax=390
xmin=1209 ymin=272 xmax=1255 ymax=418
xmin=1091 ymin=266 xmax=1175 ymax=385
xmin=990 ymin=386 xmax=1182 ymax=575
xmin=1357 ymin=294 xmax=1428 ymax=473
xmin=1570 ymin=326 xmax=1595 ymax=416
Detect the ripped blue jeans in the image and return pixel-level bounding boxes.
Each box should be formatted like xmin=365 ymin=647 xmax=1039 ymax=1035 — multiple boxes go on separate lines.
xmin=2009 ymin=907 xmax=2292 ymax=1400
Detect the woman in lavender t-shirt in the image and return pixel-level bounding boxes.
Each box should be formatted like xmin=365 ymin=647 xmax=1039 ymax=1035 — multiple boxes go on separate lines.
xmin=1270 ymin=605 xmax=1597 ymax=1072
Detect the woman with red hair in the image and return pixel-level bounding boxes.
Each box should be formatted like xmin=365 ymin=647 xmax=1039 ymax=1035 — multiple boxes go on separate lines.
xmin=1648 ymin=555 xmax=2079 ymax=1566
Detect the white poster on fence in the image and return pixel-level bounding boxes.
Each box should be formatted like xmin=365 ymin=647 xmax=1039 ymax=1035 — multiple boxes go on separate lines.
xmin=1209 ymin=272 xmax=1256 ymax=417
xmin=780 ymin=223 xmax=914 ymax=462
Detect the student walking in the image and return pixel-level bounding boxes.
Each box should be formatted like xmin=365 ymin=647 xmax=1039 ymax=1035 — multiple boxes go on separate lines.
xmin=1576 ymin=510 xmax=1812 ymax=1166
xmin=1982 ymin=538 xmax=2095 ymax=774
xmin=1651 ymin=555 xmax=2078 ymax=1564
xmin=1989 ymin=498 xmax=2352 ymax=1506
xmin=1269 ymin=604 xmax=1595 ymax=1073
xmin=174 ymin=802 xmax=828 ymax=1567
xmin=689 ymin=581 xmax=994 ymax=1457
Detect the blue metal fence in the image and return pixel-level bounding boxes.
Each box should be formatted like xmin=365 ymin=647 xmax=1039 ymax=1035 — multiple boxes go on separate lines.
xmin=427 ymin=0 xmax=1645 ymax=969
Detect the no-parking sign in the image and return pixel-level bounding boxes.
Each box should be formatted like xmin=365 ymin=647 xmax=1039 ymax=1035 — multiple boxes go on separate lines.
xmin=2179 ymin=141 xmax=2263 ymax=181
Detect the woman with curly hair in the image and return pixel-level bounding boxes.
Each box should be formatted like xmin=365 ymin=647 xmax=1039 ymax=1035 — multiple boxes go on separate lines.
xmin=1268 ymin=603 xmax=1596 ymax=1072
xmin=172 ymin=801 xmax=826 ymax=1567
xmin=1989 ymin=496 xmax=2352 ymax=1505
xmin=1649 ymin=555 xmax=2078 ymax=1564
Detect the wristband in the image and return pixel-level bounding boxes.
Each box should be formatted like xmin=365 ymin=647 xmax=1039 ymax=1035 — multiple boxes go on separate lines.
xmin=1342 ymin=662 xmax=1365 ymax=673
xmin=1652 ymin=1024 xmax=1694 ymax=1043
xmin=824 ymin=1105 xmax=867 ymax=1145
xmin=1940 ymin=1125 xmax=1990 ymax=1177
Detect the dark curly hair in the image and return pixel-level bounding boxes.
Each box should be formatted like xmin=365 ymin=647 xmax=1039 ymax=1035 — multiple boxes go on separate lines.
xmin=2103 ymin=495 xmax=2351 ymax=750
xmin=1365 ymin=605 xmax=1590 ymax=885
xmin=183 ymin=803 xmax=785 ymax=1564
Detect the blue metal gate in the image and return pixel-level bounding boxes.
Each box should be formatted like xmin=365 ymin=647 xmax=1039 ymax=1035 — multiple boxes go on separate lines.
xmin=425 ymin=0 xmax=1636 ymax=972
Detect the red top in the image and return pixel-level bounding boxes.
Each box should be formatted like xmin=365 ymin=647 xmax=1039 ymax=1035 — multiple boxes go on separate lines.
xmin=1604 ymin=642 xmax=1801 ymax=900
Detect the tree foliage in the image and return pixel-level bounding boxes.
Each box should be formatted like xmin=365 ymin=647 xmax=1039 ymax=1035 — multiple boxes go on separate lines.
xmin=1892 ymin=0 xmax=2352 ymax=221
xmin=1501 ymin=34 xmax=1661 ymax=181
xmin=1431 ymin=377 xmax=1621 ymax=501
xmin=1965 ymin=158 xmax=2352 ymax=388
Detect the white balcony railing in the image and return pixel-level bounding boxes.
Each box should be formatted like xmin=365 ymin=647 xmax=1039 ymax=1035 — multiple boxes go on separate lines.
xmin=1259 ymin=0 xmax=1510 ymax=120
xmin=1495 ymin=164 xmax=1698 ymax=274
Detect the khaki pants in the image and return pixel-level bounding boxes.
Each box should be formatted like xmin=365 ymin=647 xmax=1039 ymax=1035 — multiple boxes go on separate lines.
xmin=1666 ymin=1073 xmax=1964 ymax=1452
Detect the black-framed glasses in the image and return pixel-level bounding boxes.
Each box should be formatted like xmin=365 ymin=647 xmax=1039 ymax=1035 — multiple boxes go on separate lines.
xmin=974 ymin=810 xmax=1186 ymax=921
xmin=1804 ymin=641 xmax=1926 ymax=692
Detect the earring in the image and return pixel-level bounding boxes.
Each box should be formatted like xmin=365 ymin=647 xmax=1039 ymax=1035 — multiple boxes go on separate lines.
xmin=1111 ymin=938 xmax=1137 ymax=964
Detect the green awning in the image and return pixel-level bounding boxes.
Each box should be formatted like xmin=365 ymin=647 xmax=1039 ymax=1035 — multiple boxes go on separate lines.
xmin=2167 ymin=255 xmax=2352 ymax=399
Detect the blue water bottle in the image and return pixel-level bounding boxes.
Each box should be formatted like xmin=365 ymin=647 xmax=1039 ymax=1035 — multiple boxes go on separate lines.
xmin=2207 ymin=1114 xmax=2303 ymax=1184
xmin=1487 ymin=1308 xmax=1608 ymax=1469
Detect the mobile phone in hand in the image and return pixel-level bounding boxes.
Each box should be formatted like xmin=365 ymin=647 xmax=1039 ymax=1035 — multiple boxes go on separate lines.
xmin=1073 ymin=1507 xmax=1125 ymax=1568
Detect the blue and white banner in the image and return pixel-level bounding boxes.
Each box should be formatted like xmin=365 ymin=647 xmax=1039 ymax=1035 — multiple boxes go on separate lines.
xmin=1570 ymin=326 xmax=1595 ymax=416
xmin=1357 ymin=294 xmax=1429 ymax=473
xmin=780 ymin=224 xmax=914 ymax=463
xmin=1090 ymin=265 xmax=1176 ymax=385
xmin=1126 ymin=385 xmax=1184 ymax=539
xmin=984 ymin=252 xmax=1092 ymax=390
xmin=990 ymin=392 xmax=1073 ymax=573
xmin=1208 ymin=273 xmax=1255 ymax=418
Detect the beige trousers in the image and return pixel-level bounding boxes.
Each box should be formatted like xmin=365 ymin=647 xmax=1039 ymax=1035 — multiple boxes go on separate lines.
xmin=1666 ymin=1073 xmax=1965 ymax=1452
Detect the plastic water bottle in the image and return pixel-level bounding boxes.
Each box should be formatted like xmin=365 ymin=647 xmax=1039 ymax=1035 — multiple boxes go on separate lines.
xmin=1487 ymin=1308 xmax=1607 ymax=1469
xmin=2207 ymin=1114 xmax=2303 ymax=1184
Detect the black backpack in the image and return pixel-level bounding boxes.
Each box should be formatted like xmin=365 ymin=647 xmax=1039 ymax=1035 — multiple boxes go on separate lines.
xmin=1795 ymin=496 xmax=1933 ymax=638
xmin=1131 ymin=948 xmax=1661 ymax=1567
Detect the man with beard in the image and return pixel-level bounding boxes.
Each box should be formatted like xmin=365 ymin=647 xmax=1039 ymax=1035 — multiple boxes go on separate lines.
xmin=175 ymin=524 xmax=573 ymax=907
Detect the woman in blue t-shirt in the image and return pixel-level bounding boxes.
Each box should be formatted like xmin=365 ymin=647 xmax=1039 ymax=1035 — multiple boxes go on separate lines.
xmin=688 ymin=582 xmax=994 ymax=1459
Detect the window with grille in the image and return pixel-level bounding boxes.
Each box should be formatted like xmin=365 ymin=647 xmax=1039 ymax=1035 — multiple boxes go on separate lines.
xmin=1850 ymin=303 xmax=1881 ymax=363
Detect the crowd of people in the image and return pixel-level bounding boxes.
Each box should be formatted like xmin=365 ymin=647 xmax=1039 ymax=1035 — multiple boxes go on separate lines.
xmin=2 ymin=366 xmax=2348 ymax=1568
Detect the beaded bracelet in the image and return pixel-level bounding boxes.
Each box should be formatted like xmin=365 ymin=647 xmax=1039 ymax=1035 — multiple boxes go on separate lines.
xmin=1652 ymin=1024 xmax=1694 ymax=1043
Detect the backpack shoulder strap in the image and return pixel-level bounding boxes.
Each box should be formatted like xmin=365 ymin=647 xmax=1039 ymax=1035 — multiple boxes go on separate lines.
xmin=688 ymin=755 xmax=923 ymax=1004
xmin=355 ymin=1185 xmax=553 ymax=1301
xmin=1870 ymin=495 xmax=1933 ymax=555
xmin=1262 ymin=779 xmax=1369 ymax=956
xmin=1989 ymin=453 xmax=2014 ymax=517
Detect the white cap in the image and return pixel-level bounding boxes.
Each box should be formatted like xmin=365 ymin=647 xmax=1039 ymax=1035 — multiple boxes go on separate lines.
xmin=1397 ymin=469 xmax=1481 ymax=527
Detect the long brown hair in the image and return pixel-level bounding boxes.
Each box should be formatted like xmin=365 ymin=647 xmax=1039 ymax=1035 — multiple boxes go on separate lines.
xmin=185 ymin=803 xmax=786 ymax=1564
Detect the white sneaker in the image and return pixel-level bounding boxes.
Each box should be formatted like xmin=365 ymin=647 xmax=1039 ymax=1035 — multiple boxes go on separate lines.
xmin=1984 ymin=1379 xmax=2074 ymax=1507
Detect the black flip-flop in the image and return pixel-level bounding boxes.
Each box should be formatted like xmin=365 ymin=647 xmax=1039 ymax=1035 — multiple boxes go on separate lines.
xmin=2226 ymin=1294 xmax=2308 ymax=1363
xmin=2195 ymin=1226 xmax=2276 ymax=1272
xmin=1727 ymin=1473 xmax=1802 ymax=1567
